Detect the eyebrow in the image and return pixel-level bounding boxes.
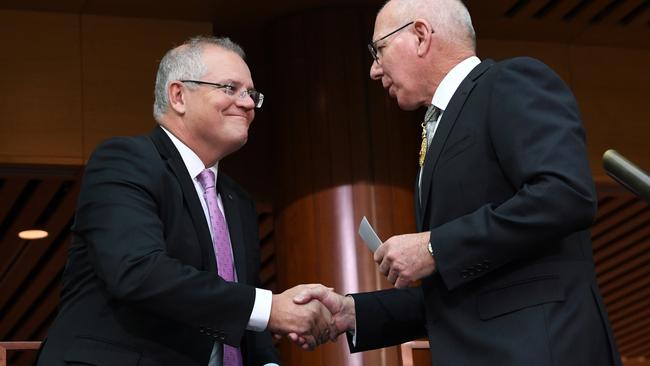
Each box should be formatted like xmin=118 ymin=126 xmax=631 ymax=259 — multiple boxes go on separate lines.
xmin=218 ymin=79 xmax=255 ymax=90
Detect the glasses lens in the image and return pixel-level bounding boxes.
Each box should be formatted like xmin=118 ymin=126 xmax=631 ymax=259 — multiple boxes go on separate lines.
xmin=248 ymin=90 xmax=263 ymax=108
xmin=367 ymin=43 xmax=378 ymax=61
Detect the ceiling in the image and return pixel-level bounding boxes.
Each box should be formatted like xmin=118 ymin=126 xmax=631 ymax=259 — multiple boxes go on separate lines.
xmin=0 ymin=0 xmax=648 ymax=47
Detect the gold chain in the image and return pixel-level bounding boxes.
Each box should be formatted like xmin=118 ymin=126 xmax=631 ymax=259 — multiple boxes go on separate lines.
xmin=419 ymin=122 xmax=427 ymax=167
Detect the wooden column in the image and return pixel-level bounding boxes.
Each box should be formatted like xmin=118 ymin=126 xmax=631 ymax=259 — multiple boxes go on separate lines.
xmin=266 ymin=6 xmax=421 ymax=366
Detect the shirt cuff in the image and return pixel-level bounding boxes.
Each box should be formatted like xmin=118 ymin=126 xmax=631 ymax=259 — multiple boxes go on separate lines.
xmin=349 ymin=318 xmax=357 ymax=346
xmin=247 ymin=288 xmax=272 ymax=332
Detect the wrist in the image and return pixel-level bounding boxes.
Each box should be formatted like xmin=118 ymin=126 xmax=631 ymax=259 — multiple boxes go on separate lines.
xmin=342 ymin=295 xmax=356 ymax=332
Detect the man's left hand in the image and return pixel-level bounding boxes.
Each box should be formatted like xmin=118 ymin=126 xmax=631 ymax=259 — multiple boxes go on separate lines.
xmin=374 ymin=232 xmax=436 ymax=288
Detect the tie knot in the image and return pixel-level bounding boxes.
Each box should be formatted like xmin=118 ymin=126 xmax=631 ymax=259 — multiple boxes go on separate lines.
xmin=197 ymin=168 xmax=216 ymax=191
xmin=424 ymin=105 xmax=440 ymax=123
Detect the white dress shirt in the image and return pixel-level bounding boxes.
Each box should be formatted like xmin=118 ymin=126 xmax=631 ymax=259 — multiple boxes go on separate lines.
xmin=162 ymin=127 xmax=277 ymax=366
xmin=418 ymin=56 xmax=482 ymax=189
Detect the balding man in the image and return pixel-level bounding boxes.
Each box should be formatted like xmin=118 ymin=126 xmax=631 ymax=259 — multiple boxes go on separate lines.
xmin=36 ymin=36 xmax=333 ymax=366
xmin=295 ymin=0 xmax=622 ymax=364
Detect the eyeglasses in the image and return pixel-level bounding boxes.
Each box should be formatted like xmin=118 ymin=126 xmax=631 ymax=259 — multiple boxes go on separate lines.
xmin=367 ymin=21 xmax=414 ymax=62
xmin=180 ymin=79 xmax=264 ymax=108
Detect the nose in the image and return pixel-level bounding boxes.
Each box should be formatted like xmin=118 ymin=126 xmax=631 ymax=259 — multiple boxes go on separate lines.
xmin=370 ymin=60 xmax=383 ymax=80
xmin=236 ymin=92 xmax=256 ymax=110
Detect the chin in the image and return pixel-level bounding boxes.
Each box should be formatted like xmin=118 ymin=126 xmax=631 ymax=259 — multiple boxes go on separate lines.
xmin=396 ymin=98 xmax=420 ymax=111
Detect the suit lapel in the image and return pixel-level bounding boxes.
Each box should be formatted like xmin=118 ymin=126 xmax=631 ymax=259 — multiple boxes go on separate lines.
xmin=419 ymin=60 xmax=494 ymax=229
xmin=217 ymin=178 xmax=248 ymax=284
xmin=149 ymin=126 xmax=217 ymax=272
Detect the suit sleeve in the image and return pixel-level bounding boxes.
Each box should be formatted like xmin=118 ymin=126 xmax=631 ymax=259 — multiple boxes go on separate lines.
xmin=74 ymin=137 xmax=255 ymax=346
xmin=346 ymin=287 xmax=427 ymax=352
xmin=433 ymin=58 xmax=597 ymax=290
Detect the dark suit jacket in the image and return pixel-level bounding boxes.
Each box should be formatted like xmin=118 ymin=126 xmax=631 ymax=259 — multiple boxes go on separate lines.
xmin=36 ymin=126 xmax=279 ymax=366
xmin=349 ymin=58 xmax=621 ymax=365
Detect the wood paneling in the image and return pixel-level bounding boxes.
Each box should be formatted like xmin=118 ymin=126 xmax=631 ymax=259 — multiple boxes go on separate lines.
xmin=0 ymin=10 xmax=211 ymax=166
xmin=81 ymin=15 xmax=211 ymax=157
xmin=570 ymin=46 xmax=650 ymax=177
xmin=0 ymin=10 xmax=83 ymax=165
xmin=475 ymin=42 xmax=650 ymax=180
xmin=268 ymin=6 xmax=412 ymax=366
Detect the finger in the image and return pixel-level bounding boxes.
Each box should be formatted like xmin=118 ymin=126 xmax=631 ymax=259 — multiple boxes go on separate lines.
xmin=373 ymin=243 xmax=386 ymax=264
xmin=288 ymin=333 xmax=299 ymax=342
xmin=293 ymin=287 xmax=327 ymax=304
xmin=273 ymin=333 xmax=282 ymax=340
xmin=395 ymin=276 xmax=409 ymax=289
xmin=303 ymin=335 xmax=318 ymax=348
xmin=387 ymin=268 xmax=398 ymax=284
xmin=378 ymin=257 xmax=391 ymax=276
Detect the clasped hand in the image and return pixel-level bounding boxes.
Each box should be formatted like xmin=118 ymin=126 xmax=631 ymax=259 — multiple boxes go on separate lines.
xmin=268 ymin=284 xmax=355 ymax=350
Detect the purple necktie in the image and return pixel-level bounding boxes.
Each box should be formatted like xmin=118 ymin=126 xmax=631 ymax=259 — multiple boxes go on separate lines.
xmin=197 ymin=169 xmax=243 ymax=366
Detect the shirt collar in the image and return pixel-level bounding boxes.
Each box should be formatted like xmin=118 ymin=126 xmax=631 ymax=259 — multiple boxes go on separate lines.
xmin=431 ymin=56 xmax=481 ymax=110
xmin=161 ymin=126 xmax=219 ymax=182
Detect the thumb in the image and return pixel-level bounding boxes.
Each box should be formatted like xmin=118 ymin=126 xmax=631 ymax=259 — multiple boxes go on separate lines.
xmin=293 ymin=287 xmax=326 ymax=304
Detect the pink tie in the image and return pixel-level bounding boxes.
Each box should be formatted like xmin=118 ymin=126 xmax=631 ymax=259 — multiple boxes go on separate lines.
xmin=197 ymin=169 xmax=243 ymax=366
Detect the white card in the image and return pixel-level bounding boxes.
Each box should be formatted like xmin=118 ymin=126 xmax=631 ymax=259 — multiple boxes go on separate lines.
xmin=358 ymin=216 xmax=382 ymax=252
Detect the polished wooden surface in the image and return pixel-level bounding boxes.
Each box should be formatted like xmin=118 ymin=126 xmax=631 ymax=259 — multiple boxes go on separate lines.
xmin=399 ymin=341 xmax=430 ymax=366
xmin=267 ymin=6 xmax=423 ymax=366
xmin=0 ymin=342 xmax=41 ymax=366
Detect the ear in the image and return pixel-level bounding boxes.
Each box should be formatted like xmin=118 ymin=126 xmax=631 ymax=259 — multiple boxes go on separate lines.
xmin=168 ymin=81 xmax=187 ymax=115
xmin=413 ymin=19 xmax=433 ymax=57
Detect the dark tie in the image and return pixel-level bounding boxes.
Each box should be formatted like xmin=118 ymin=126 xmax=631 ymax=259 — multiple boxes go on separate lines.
xmin=418 ymin=105 xmax=441 ymax=167
xmin=418 ymin=105 xmax=441 ymax=204
xmin=197 ymin=169 xmax=243 ymax=366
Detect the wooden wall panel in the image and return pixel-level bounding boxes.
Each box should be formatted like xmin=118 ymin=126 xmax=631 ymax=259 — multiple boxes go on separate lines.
xmin=570 ymin=46 xmax=650 ymax=178
xmin=81 ymin=15 xmax=211 ymax=158
xmin=0 ymin=10 xmax=211 ymax=166
xmin=0 ymin=10 xmax=83 ymax=165
xmin=477 ymin=41 xmax=650 ymax=179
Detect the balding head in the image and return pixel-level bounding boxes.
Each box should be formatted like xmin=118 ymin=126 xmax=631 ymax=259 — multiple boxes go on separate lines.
xmin=379 ymin=0 xmax=475 ymax=53
xmin=369 ymin=0 xmax=477 ymax=110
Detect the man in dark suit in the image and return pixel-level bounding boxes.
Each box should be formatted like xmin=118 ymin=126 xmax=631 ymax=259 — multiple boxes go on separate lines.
xmin=36 ymin=36 xmax=333 ymax=366
xmin=293 ymin=0 xmax=622 ymax=364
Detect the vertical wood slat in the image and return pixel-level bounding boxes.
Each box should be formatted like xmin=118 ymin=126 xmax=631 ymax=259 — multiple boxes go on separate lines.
xmin=534 ymin=0 xmax=586 ymax=20
xmin=594 ymin=182 xmax=650 ymax=360
xmin=599 ymin=0 xmax=646 ymax=25
xmin=0 ymin=178 xmax=78 ymax=331
xmin=0 ymin=178 xmax=31 ymax=229
xmin=567 ymin=0 xmax=619 ymax=23
xmin=0 ymin=179 xmax=64 ymax=312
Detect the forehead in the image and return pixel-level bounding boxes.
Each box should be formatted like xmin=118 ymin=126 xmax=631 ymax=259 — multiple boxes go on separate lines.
xmin=373 ymin=5 xmax=399 ymax=40
xmin=201 ymin=46 xmax=253 ymax=85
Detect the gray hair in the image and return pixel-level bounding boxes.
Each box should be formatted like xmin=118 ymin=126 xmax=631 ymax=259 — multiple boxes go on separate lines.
xmin=153 ymin=36 xmax=246 ymax=121
xmin=385 ymin=0 xmax=476 ymax=52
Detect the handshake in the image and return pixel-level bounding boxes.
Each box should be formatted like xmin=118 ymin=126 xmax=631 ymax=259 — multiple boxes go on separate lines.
xmin=267 ymin=284 xmax=356 ymax=350
xmin=266 ymin=230 xmax=436 ymax=350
